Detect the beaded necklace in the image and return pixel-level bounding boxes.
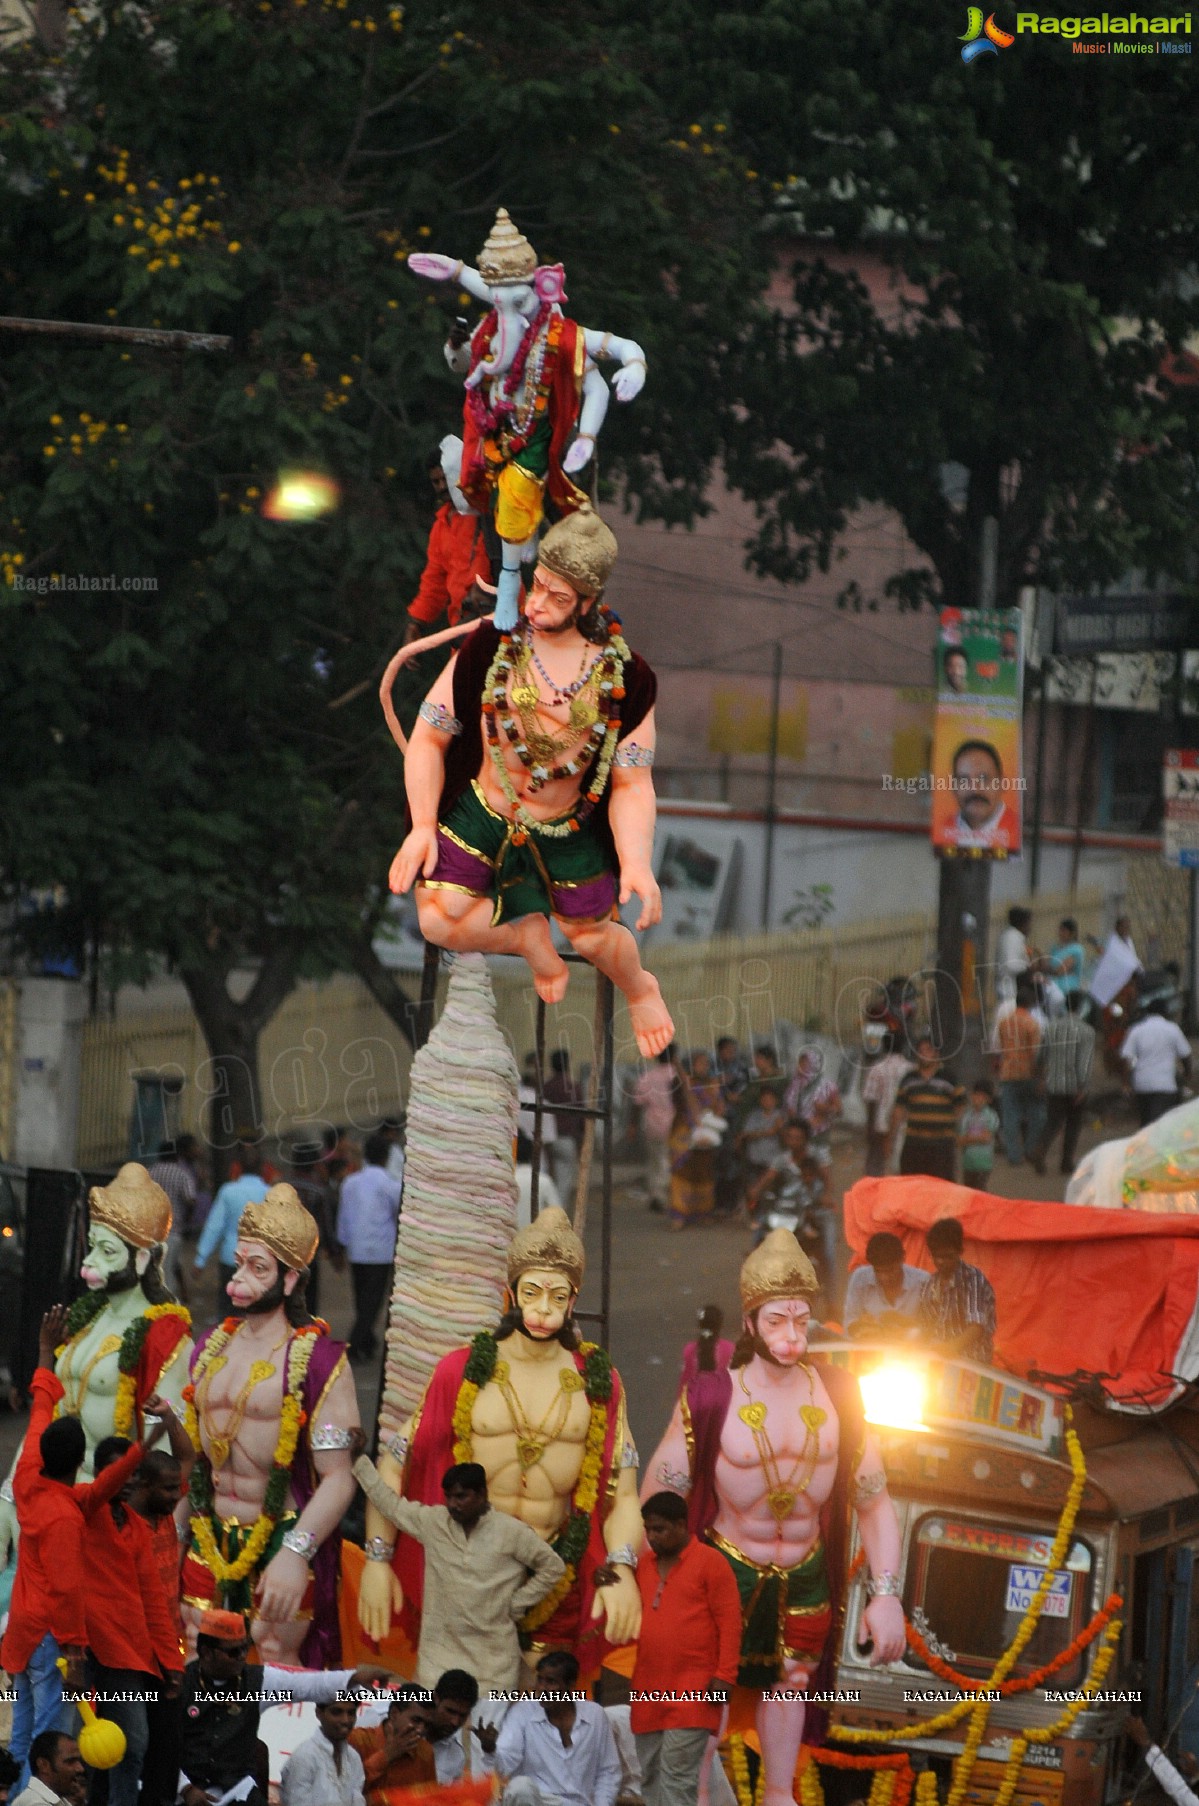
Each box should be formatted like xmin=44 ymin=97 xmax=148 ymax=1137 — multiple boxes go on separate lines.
xmin=466 ymin=302 xmax=557 ymax=449
xmin=482 ymin=608 xmax=630 ymax=841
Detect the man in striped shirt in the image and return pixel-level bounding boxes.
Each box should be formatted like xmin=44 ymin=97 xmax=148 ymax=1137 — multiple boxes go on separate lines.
xmin=918 ymin=1218 xmax=996 ymax=1362
xmin=1032 ymin=992 xmax=1096 ymax=1177
xmin=894 ymin=1038 xmax=966 ymax=1182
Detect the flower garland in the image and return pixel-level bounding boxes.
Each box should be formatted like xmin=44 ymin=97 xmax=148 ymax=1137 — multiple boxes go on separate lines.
xmin=732 ymin=1739 xmax=915 ymax=1806
xmin=466 ymin=300 xmax=558 ymax=452
xmin=831 ymin=1415 xmax=1089 ymax=1760
xmin=113 ymin=1302 xmax=192 ymax=1437
xmin=843 ymin=1547 xmax=1120 ymax=1698
xmin=450 ymin=1329 xmax=611 ymax=1631
xmin=58 ymin=1296 xmax=191 ymax=1438
xmin=990 ymin=1616 xmax=1123 ymax=1806
xmin=184 ymin=1319 xmax=320 ymax=1587
xmin=482 ymin=609 xmax=630 ymax=839
xmin=728 ymin=1734 xmax=765 ymax=1806
xmin=905 ymin=1590 xmax=1123 ymax=1697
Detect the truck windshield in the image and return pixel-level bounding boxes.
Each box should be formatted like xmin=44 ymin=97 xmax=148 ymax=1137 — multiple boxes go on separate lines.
xmin=904 ymin=1514 xmax=1093 ymax=1687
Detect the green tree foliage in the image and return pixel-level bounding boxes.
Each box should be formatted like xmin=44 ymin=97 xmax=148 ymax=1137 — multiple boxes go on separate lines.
xmin=710 ymin=0 xmax=1199 ymax=610
xmin=0 ymin=0 xmax=760 ymax=1138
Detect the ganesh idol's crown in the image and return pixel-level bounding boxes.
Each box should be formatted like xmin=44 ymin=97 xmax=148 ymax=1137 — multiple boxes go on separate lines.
xmin=89 ymin=1162 xmax=173 ymax=1250
xmin=507 ymin=1205 xmax=585 ymax=1292
xmin=740 ymin=1228 xmax=820 ymax=1313
xmin=240 ymin=1183 xmax=320 ymax=1273
xmin=477 ymin=207 xmax=538 ymax=287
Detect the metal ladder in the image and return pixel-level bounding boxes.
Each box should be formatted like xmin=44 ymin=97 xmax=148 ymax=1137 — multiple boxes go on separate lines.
xmin=414 ymin=944 xmax=616 ymax=1348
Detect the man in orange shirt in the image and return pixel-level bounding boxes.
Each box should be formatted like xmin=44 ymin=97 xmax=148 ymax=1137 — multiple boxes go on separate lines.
xmin=992 ymin=978 xmax=1045 ymax=1165
xmin=2 ymin=1308 xmax=145 ymax=1797
xmin=349 ymin=1684 xmax=437 ymax=1806
xmin=630 ymin=1492 xmax=742 ymax=1806
xmin=82 ymin=1434 xmax=184 ymax=1806
xmin=403 ymin=439 xmax=491 ymax=644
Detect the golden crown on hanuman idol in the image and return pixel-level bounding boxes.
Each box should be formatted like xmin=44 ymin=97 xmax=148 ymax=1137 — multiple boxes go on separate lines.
xmin=740 ymin=1228 xmax=821 ymax=1313
xmin=89 ymin=1163 xmax=173 ymax=1250
xmin=239 ymin=1184 xmax=320 ymax=1273
xmin=507 ymin=1205 xmax=586 ymax=1293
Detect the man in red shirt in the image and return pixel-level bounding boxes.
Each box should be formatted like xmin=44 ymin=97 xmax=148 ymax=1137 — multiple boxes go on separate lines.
xmin=82 ymin=1434 xmax=184 ymax=1806
xmin=2 ymin=1308 xmax=145 ymax=1796
xmin=129 ymin=1405 xmax=195 ymax=1806
xmin=630 ymin=1492 xmax=742 ymax=1806
xmin=403 ymin=438 xmax=491 ymax=644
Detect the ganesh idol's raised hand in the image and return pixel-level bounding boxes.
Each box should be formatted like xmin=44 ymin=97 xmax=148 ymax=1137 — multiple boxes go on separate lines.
xmin=358 ymin=1207 xmax=643 ymax=1661
xmin=643 ymin=1230 xmax=905 ymax=1806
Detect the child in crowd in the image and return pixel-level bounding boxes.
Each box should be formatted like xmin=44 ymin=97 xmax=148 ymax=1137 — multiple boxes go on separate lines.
xmin=737 ymin=1083 xmax=786 ymax=1206
xmin=959 ymin=1079 xmax=1000 ymax=1190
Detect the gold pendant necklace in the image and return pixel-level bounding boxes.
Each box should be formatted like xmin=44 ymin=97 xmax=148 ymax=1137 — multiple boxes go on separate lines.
xmin=737 ymin=1365 xmax=827 ymax=1522
xmin=493 ymin=1359 xmax=584 ymax=1471
xmin=62 ymin=1333 xmax=123 ymax=1417
xmin=197 ymin=1326 xmax=289 ymax=1472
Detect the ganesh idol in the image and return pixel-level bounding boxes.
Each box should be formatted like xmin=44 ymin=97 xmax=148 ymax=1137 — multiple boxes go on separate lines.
xmin=0 ymin=1163 xmax=192 ymax=1565
xmin=182 ymin=1184 xmax=359 ymax=1663
xmin=357 ymin=1206 xmax=643 ymax=1667
xmin=409 ymin=206 xmax=647 ymax=629
xmin=643 ymin=1230 xmax=906 ymax=1806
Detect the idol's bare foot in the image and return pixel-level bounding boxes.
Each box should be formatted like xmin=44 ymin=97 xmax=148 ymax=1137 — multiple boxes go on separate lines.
xmin=513 ymin=915 xmax=570 ymax=1005
xmin=627 ymin=972 xmax=674 ymax=1057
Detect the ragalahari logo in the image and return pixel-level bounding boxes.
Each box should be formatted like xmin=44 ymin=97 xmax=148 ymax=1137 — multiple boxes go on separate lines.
xmin=961 ymin=7 xmax=1017 ymax=56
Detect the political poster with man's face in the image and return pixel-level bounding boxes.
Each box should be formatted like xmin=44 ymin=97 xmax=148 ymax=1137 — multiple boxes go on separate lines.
xmin=930 ymin=608 xmax=1024 ymax=858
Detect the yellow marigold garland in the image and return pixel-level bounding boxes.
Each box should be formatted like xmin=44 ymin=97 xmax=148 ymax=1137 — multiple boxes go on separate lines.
xmin=729 ymin=1734 xmax=766 ymax=1806
xmin=915 ymin=1773 xmax=939 ymax=1806
xmin=112 ymin=1302 xmax=191 ymax=1438
xmin=989 ymin=1616 xmax=1123 ymax=1806
xmin=184 ymin=1323 xmax=316 ymax=1586
xmin=831 ymin=1415 xmax=1088 ymax=1758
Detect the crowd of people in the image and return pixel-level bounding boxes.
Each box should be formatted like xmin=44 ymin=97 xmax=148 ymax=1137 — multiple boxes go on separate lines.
xmin=0 ymin=1318 xmax=745 ymax=1806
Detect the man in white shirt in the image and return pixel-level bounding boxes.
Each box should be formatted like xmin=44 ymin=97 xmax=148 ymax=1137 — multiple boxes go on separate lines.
xmin=424 ymin=1670 xmax=500 ymax=1785
xmin=844 ymin=1233 xmax=929 ymax=1340
xmin=496 ymin=1651 xmax=621 ymax=1806
xmin=995 ymin=906 xmax=1032 ymax=1013
xmin=280 ymin=1702 xmax=366 ymax=1806
xmin=11 ymin=1732 xmax=85 ymax=1806
xmin=352 ymin=1458 xmax=566 ymax=1696
xmin=1121 ymin=1003 xmax=1192 ymax=1126
xmin=336 ymin=1131 xmax=403 ymax=1363
xmin=1127 ymin=1716 xmax=1199 ymax=1806
xmin=1089 ymin=913 xmax=1143 ymax=1009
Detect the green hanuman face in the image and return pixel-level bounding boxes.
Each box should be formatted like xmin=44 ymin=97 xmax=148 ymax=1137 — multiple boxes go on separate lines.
xmin=81 ymin=1224 xmax=134 ymax=1289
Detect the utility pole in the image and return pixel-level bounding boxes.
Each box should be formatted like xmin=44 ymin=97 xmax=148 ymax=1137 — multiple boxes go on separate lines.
xmin=760 ymin=640 xmax=783 ymax=931
xmin=934 ymin=517 xmax=998 ymax=1078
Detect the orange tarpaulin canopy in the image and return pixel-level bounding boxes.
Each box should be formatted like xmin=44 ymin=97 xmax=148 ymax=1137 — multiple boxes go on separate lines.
xmin=843 ymin=1176 xmax=1199 ymax=1411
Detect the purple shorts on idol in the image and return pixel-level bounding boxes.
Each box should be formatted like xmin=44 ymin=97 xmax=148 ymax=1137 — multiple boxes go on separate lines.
xmin=421 ymin=782 xmax=618 ymax=924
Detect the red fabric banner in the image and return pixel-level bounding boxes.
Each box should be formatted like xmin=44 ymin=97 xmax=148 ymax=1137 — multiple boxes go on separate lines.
xmin=843 ymin=1176 xmax=1199 ymax=1408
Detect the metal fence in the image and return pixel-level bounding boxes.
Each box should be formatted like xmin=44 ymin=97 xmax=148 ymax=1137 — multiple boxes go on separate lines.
xmin=73 ymin=886 xmax=1115 ymax=1166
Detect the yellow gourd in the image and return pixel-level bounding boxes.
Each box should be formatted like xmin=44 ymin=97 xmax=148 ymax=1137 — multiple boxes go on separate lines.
xmin=55 ymin=1659 xmax=127 ymax=1769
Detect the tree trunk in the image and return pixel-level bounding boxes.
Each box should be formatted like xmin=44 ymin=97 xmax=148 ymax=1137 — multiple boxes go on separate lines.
xmin=180 ymin=940 xmax=302 ymax=1184
xmin=349 ymin=936 xmax=419 ymax=1051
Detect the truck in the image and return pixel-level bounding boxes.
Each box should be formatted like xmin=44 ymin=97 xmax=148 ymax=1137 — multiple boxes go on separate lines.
xmin=818 ymin=1339 xmax=1199 ymax=1806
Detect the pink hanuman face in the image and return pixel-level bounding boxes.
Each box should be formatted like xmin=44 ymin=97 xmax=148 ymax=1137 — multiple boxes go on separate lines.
xmin=227 ymin=1239 xmax=296 ymax=1310
xmin=515 ymin=1268 xmax=575 ymax=1340
xmin=750 ymin=1298 xmax=812 ymax=1366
